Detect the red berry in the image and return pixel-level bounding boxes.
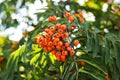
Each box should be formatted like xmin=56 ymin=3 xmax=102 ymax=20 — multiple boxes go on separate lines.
xmin=80 ymin=61 xmax=85 ymax=66
xmin=79 ymin=17 xmax=84 ymax=23
xmin=74 ymin=40 xmax=79 ymax=46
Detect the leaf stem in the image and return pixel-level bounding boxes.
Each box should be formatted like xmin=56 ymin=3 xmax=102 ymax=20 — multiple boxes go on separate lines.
xmin=74 ymin=57 xmax=79 ymax=79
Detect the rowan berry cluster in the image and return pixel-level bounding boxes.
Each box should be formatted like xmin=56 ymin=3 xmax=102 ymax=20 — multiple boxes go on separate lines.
xmin=74 ymin=12 xmax=84 ymax=23
xmin=64 ymin=11 xmax=75 ymax=23
xmin=35 ymin=11 xmax=81 ymax=62
xmin=65 ymin=11 xmax=84 ymax=23
xmin=48 ymin=15 xmax=57 ymax=22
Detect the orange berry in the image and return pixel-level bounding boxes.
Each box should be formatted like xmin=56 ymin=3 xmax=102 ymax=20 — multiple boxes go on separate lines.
xmin=56 ymin=23 xmax=61 ymax=29
xmin=52 ymin=45 xmax=55 ymax=48
xmin=54 ymin=38 xmax=60 ymax=42
xmin=48 ymin=15 xmax=57 ymax=22
xmin=61 ymin=34 xmax=65 ymax=38
xmin=69 ymin=71 xmax=73 ymax=75
xmin=40 ymin=36 xmax=44 ymax=40
xmin=46 ymin=37 xmax=51 ymax=41
xmin=61 ymin=54 xmax=66 ymax=59
xmin=61 ymin=55 xmax=66 ymax=62
xmin=43 ymin=47 xmax=48 ymax=51
xmin=68 ymin=16 xmax=74 ymax=22
xmin=58 ymin=41 xmax=63 ymax=46
xmin=51 ymin=50 xmax=56 ymax=55
xmin=48 ymin=16 xmax=52 ymax=22
xmin=55 ymin=33 xmax=60 ymax=38
xmin=0 ymin=57 xmax=5 ymax=61
xmin=61 ymin=58 xmax=66 ymax=62
xmin=79 ymin=17 xmax=84 ymax=23
xmin=64 ymin=32 xmax=69 ymax=38
xmin=48 ymin=41 xmax=52 ymax=46
xmin=44 ymin=39 xmax=48 ymax=45
xmin=34 ymin=37 xmax=38 ymax=41
xmin=53 ymin=39 xmax=57 ymax=44
xmin=74 ymin=13 xmax=79 ymax=17
xmin=48 ymin=31 xmax=53 ymax=36
xmin=56 ymin=52 xmax=61 ymax=57
xmin=61 ymin=24 xmax=67 ymax=30
xmin=105 ymin=75 xmax=110 ymax=80
xmin=50 ymin=27 xmax=56 ymax=32
xmin=58 ymin=29 xmax=64 ymax=33
xmin=40 ymin=43 xmax=44 ymax=47
xmin=65 ymin=11 xmax=71 ymax=18
xmin=53 ymin=15 xmax=57 ymax=21
xmin=70 ymin=49 xmax=75 ymax=56
xmin=44 ymin=34 xmax=48 ymax=38
xmin=61 ymin=46 xmax=65 ymax=51
xmin=56 ymin=56 xmax=61 ymax=61
xmin=62 ymin=51 xmax=68 ymax=56
xmin=56 ymin=45 xmax=61 ymax=50
xmin=80 ymin=61 xmax=85 ymax=66
xmin=67 ymin=47 xmax=72 ymax=51
xmin=47 ymin=47 xmax=52 ymax=51
xmin=44 ymin=28 xmax=49 ymax=33
xmin=74 ymin=40 xmax=79 ymax=46
xmin=65 ymin=42 xmax=70 ymax=47
xmin=79 ymin=12 xmax=83 ymax=17
xmin=35 ymin=37 xmax=40 ymax=44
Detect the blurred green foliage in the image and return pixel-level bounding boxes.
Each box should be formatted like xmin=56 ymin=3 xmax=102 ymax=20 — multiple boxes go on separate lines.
xmin=0 ymin=0 xmax=120 ymax=80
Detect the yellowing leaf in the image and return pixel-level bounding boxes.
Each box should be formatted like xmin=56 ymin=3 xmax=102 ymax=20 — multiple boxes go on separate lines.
xmin=30 ymin=53 xmax=40 ymax=65
xmin=0 ymin=48 xmax=3 ymax=56
xmin=0 ymin=36 xmax=4 ymax=46
xmin=85 ymin=2 xmax=99 ymax=9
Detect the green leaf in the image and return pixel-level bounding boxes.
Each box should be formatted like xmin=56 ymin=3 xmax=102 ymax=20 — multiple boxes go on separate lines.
xmin=6 ymin=45 xmax=25 ymax=71
xmin=116 ymin=44 xmax=120 ymax=73
xmin=48 ymin=52 xmax=56 ymax=64
xmin=79 ymin=69 xmax=106 ymax=80
xmin=69 ymin=72 xmax=77 ymax=80
xmin=62 ymin=62 xmax=75 ymax=80
xmin=86 ymin=31 xmax=93 ymax=51
xmin=112 ymin=41 xmax=120 ymax=72
xmin=92 ymin=33 xmax=99 ymax=57
xmin=30 ymin=53 xmax=40 ymax=65
xmin=77 ymin=55 xmax=107 ymax=74
xmin=104 ymin=38 xmax=110 ymax=64
xmin=110 ymin=59 xmax=120 ymax=80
